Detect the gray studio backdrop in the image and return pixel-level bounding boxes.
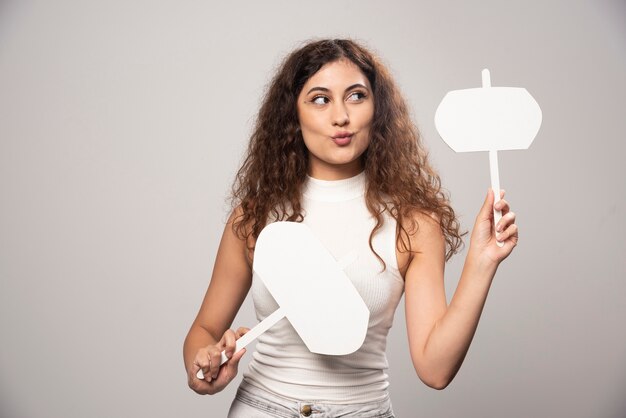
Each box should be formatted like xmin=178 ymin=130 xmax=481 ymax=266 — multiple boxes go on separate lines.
xmin=1 ymin=0 xmax=624 ymax=417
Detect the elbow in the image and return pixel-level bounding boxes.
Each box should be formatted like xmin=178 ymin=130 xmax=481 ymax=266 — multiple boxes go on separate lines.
xmin=422 ymin=376 xmax=452 ymax=391
xmin=410 ymin=346 xmax=460 ymax=390
xmin=414 ymin=364 xmax=455 ymax=390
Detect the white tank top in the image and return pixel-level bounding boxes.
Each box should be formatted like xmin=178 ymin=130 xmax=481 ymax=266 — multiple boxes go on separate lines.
xmin=242 ymin=171 xmax=405 ymax=403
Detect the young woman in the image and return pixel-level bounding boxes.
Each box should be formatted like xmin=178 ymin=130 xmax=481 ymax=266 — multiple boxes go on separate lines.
xmin=183 ymin=39 xmax=518 ymax=417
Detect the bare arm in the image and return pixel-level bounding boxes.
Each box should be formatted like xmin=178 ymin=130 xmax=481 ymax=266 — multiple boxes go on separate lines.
xmin=405 ymin=189 xmax=518 ymax=389
xmin=183 ymin=208 xmax=253 ymax=394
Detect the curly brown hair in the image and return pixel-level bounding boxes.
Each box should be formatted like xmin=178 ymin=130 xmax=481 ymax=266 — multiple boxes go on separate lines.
xmin=231 ymin=38 xmax=464 ymax=264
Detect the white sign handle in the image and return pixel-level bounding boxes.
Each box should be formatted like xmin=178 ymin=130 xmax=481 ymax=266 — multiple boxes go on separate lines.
xmin=489 ymin=149 xmax=504 ymax=247
xmin=482 ymin=69 xmax=504 ymax=248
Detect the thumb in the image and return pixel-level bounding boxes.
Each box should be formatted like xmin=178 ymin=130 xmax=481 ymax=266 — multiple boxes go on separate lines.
xmin=478 ymin=188 xmax=495 ymax=219
xmin=226 ymin=348 xmax=246 ymax=370
xmin=222 ymin=348 xmax=246 ymax=381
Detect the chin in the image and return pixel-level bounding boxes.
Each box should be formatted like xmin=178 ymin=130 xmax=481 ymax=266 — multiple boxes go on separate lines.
xmin=324 ymin=154 xmax=364 ymax=170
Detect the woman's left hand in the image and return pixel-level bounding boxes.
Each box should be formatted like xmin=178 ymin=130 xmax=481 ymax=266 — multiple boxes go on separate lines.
xmin=469 ymin=188 xmax=518 ymax=267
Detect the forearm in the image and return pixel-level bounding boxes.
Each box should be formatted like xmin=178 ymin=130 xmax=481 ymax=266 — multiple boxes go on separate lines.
xmin=419 ymin=249 xmax=498 ymax=388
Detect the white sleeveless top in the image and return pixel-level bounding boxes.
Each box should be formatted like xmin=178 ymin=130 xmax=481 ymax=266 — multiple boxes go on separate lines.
xmin=242 ymin=171 xmax=405 ymax=403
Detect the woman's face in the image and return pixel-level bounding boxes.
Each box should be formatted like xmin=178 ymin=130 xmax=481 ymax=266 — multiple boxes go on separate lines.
xmin=296 ymin=59 xmax=374 ymax=180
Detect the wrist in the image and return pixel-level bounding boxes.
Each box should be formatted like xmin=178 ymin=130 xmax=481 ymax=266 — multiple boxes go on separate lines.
xmin=466 ymin=245 xmax=499 ymax=276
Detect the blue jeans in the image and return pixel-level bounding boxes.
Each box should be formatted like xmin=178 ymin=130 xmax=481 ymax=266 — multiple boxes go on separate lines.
xmin=227 ymin=381 xmax=396 ymax=418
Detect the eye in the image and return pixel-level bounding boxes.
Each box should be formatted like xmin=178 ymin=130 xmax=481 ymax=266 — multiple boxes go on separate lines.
xmin=311 ymin=95 xmax=330 ymax=105
xmin=347 ymin=91 xmax=367 ymax=102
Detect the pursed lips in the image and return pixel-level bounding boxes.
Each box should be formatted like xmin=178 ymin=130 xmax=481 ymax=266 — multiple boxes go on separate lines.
xmin=331 ymin=131 xmax=355 ymax=146
xmin=332 ymin=131 xmax=354 ymax=139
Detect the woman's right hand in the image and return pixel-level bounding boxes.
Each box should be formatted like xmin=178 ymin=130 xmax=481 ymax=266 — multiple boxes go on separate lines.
xmin=187 ymin=327 xmax=250 ymax=395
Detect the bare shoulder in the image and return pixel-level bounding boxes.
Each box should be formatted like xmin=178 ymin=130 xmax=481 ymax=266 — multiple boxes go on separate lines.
xmin=225 ymin=205 xmax=256 ymax=267
xmin=410 ymin=211 xmax=445 ymax=250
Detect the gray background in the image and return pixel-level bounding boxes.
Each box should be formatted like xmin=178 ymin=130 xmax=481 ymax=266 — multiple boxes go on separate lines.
xmin=1 ymin=0 xmax=624 ymax=417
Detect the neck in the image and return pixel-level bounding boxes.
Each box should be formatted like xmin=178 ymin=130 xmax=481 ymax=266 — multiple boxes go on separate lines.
xmin=307 ymin=159 xmax=364 ymax=180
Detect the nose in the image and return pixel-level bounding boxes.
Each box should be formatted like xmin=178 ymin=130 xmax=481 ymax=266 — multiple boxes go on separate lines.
xmin=332 ymin=102 xmax=349 ymax=127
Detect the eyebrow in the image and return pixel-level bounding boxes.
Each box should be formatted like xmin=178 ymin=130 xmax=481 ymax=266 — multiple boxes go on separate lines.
xmin=305 ymin=83 xmax=370 ymax=95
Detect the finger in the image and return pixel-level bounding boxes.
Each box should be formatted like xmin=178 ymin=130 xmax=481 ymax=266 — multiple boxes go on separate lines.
xmin=208 ymin=348 xmax=221 ymax=380
xmin=494 ymin=198 xmax=510 ymax=214
xmin=193 ymin=351 xmax=210 ymax=381
xmin=190 ymin=356 xmax=211 ymax=390
xmin=222 ymin=329 xmax=237 ymax=360
xmin=493 ymin=190 xmax=506 ymax=216
xmin=191 ymin=360 xmax=203 ymax=380
xmin=229 ymin=347 xmax=246 ymax=367
xmin=497 ymin=223 xmax=519 ymax=243
xmin=223 ymin=348 xmax=247 ymax=381
xmin=496 ymin=211 xmax=516 ymax=233
xmin=235 ymin=327 xmax=250 ymax=338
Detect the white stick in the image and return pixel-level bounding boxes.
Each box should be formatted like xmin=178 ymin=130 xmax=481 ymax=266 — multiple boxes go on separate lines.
xmin=196 ymin=307 xmax=286 ymax=379
xmin=489 ymin=150 xmax=504 ymax=247
xmin=482 ymin=68 xmax=491 ymax=88
xmin=482 ymin=69 xmax=503 ymax=247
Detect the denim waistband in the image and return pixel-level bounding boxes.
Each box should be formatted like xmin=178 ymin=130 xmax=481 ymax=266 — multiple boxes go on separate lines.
xmin=229 ymin=380 xmax=395 ymax=418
